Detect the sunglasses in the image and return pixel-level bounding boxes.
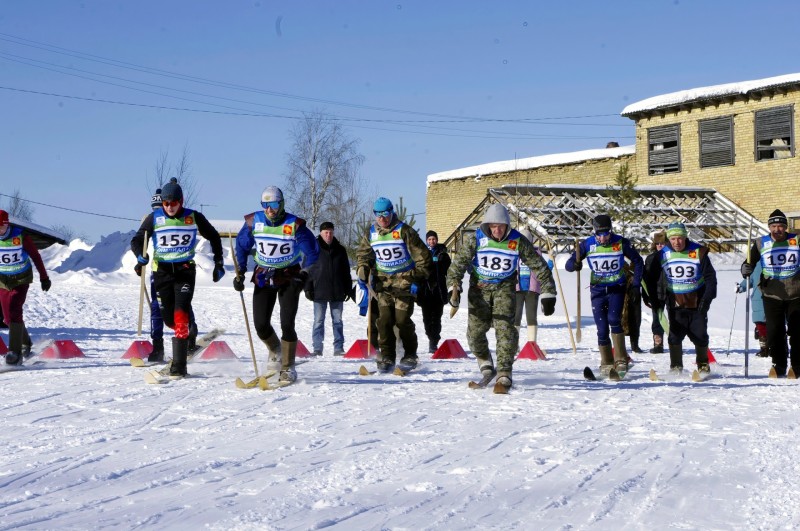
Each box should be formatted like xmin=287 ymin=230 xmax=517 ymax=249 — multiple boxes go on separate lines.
xmin=373 ymin=209 xmax=393 ymax=218
xmin=594 ymin=231 xmax=611 ymax=237
xmin=262 ymin=200 xmax=281 ymax=210
xmin=162 ymin=200 xmax=181 ymax=208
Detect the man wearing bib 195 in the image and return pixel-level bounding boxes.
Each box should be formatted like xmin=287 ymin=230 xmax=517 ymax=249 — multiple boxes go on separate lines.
xmin=356 ymin=197 xmax=431 ymax=373
xmin=234 ymin=186 xmax=319 ymax=383
xmin=741 ymin=209 xmax=800 ymax=377
xmin=647 ymin=222 xmax=716 ymax=375
xmin=447 ymin=204 xmax=556 ymax=391
xmin=565 ymin=214 xmax=643 ymax=376
xmin=131 ymin=178 xmax=225 ymax=379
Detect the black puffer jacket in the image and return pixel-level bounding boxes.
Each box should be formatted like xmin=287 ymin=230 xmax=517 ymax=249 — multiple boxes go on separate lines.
xmin=419 ymin=243 xmax=451 ymax=304
xmin=306 ymin=235 xmax=353 ymax=302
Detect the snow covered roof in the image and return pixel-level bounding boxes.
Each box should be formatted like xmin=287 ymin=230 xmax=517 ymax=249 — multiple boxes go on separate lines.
xmin=426 ymin=145 xmax=635 ymax=184
xmin=9 ymin=215 xmax=67 ymax=249
xmin=621 ymin=72 xmax=800 ymax=117
xmin=208 ymin=219 xmax=246 ymax=237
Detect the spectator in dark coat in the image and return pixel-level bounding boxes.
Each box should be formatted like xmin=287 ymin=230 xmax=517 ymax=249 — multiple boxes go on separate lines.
xmin=306 ymin=222 xmax=354 ymax=356
xmin=418 ymin=230 xmax=451 ymax=353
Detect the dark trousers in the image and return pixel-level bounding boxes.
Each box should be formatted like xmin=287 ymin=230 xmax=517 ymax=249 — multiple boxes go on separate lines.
xmin=667 ymin=307 xmax=709 ymax=347
xmin=626 ymin=287 xmax=642 ymax=344
xmin=763 ymin=296 xmax=800 ymax=371
xmin=419 ymin=299 xmax=445 ymax=342
xmin=0 ymin=283 xmax=29 ymax=324
xmin=253 ymin=281 xmax=302 ymax=342
xmin=650 ymin=306 xmax=665 ymax=336
xmin=514 ymin=291 xmax=540 ymax=327
xmin=153 ymin=262 xmax=196 ymax=339
xmin=590 ymin=284 xmax=626 ymax=345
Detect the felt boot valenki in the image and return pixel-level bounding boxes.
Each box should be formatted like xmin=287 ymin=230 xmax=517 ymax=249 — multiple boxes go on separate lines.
xmin=280 ymin=340 xmax=297 ymax=383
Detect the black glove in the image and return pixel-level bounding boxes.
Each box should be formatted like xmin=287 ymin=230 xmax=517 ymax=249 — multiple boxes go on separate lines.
xmin=293 ymin=270 xmax=309 ymax=287
xmin=304 ymin=288 xmax=314 ymax=301
xmin=740 ymin=261 xmax=753 ymax=278
xmin=134 ymin=263 xmax=143 ymax=277
xmin=233 ymin=275 xmax=245 ymax=292
xmin=572 ymin=259 xmax=582 ymax=271
xmin=41 ymin=278 xmax=52 ymax=292
xmin=697 ymin=298 xmax=711 ymax=314
xmin=356 ymin=266 xmax=370 ymax=283
xmin=212 ymin=259 xmax=225 ymax=283
xmin=541 ymin=296 xmax=556 ymax=316
xmin=346 ymin=284 xmax=357 ymax=302
xmin=642 ymin=292 xmax=652 ymax=308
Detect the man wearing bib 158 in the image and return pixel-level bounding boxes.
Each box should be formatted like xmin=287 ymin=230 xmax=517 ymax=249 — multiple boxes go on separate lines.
xmin=356 ymin=197 xmax=431 ymax=374
xmin=234 ymin=186 xmax=319 ymax=384
xmin=131 ymin=178 xmax=225 ymax=379
xmin=447 ymin=204 xmax=556 ymax=391
xmin=741 ymin=209 xmax=800 ymax=378
xmin=647 ymin=222 xmax=716 ymax=375
xmin=565 ymin=214 xmax=643 ymax=376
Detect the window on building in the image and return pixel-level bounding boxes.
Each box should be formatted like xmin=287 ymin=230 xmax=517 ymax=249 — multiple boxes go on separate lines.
xmin=755 ymin=105 xmax=794 ymax=161
xmin=648 ymin=124 xmax=680 ymax=175
xmin=699 ymin=116 xmax=734 ymax=168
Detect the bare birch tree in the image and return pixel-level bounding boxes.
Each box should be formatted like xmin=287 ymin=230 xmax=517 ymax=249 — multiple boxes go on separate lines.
xmin=5 ymin=189 xmax=35 ymax=221
xmin=147 ymin=145 xmax=199 ymax=207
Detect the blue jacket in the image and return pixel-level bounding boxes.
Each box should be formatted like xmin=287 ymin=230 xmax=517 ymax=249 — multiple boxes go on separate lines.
xmin=739 ymin=261 xmax=765 ymax=323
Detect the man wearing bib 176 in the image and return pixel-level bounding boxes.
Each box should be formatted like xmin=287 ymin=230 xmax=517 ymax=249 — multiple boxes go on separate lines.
xmin=741 ymin=209 xmax=800 ymax=378
xmin=646 ymin=222 xmax=716 ymax=375
xmin=234 ymin=186 xmax=319 ymax=384
xmin=356 ymin=197 xmax=431 ymax=374
xmin=566 ymin=214 xmax=643 ymax=376
xmin=447 ymin=204 xmax=556 ymax=391
xmin=131 ymin=178 xmax=225 ymax=379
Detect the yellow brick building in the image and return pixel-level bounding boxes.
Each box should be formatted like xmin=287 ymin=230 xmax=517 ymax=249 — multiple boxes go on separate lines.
xmin=426 ymin=73 xmax=800 ymax=240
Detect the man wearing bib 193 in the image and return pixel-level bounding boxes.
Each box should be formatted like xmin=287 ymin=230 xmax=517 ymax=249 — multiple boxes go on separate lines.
xmin=131 ymin=178 xmax=225 ymax=379
xmin=0 ymin=209 xmax=51 ymax=365
xmin=234 ymin=186 xmax=319 ymax=383
xmin=741 ymin=209 xmax=800 ymax=377
xmin=647 ymin=222 xmax=716 ymax=375
xmin=356 ymin=197 xmax=431 ymax=373
xmin=565 ymin=214 xmax=643 ymax=376
xmin=447 ymin=204 xmax=556 ymax=391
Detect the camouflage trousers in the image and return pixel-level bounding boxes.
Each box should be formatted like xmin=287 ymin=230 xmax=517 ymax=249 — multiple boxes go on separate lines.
xmin=375 ymin=291 xmax=417 ymax=362
xmin=466 ymin=284 xmax=518 ymax=374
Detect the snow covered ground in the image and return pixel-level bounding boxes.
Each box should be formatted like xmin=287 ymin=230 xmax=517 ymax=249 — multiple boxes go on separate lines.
xmin=0 ymin=233 xmax=795 ymax=530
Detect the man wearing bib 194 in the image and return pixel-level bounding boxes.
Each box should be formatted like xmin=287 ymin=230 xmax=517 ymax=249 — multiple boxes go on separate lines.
xmin=565 ymin=214 xmax=643 ymax=376
xmin=356 ymin=197 xmax=431 ymax=373
xmin=234 ymin=186 xmax=319 ymax=383
xmin=447 ymin=204 xmax=556 ymax=391
xmin=647 ymin=222 xmax=716 ymax=375
xmin=131 ymin=178 xmax=225 ymax=379
xmin=741 ymin=209 xmax=800 ymax=377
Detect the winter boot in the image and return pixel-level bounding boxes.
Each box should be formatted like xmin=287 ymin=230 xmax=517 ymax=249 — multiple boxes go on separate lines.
xmin=650 ymin=334 xmax=664 ymax=354
xmin=279 ymin=340 xmax=297 ymax=383
xmin=758 ymin=336 xmax=769 ymax=357
xmin=148 ymin=337 xmax=165 ymax=363
xmin=669 ymin=343 xmax=683 ymax=372
xmin=187 ymin=321 xmax=199 ymax=353
xmin=169 ymin=337 xmax=189 ymax=379
xmin=21 ymin=325 xmax=32 ymax=358
xmin=5 ymin=323 xmax=24 ymax=366
xmin=263 ymin=333 xmax=281 ymax=368
xmin=496 ymin=367 xmax=513 ymax=389
xmin=599 ymin=343 xmax=614 ymax=375
xmin=428 ymin=338 xmax=438 ymax=354
xmin=630 ymin=334 xmax=644 ymax=354
xmin=376 ymin=353 xmax=396 ymax=373
xmin=695 ymin=343 xmax=709 ymax=367
xmin=527 ymin=325 xmax=538 ymax=343
xmin=611 ymin=332 xmax=629 ymax=373
xmin=399 ymin=353 xmax=419 ymax=371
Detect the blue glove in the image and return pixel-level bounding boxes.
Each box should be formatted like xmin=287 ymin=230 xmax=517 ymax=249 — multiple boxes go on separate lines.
xmin=410 ymin=283 xmax=418 ymax=297
xmin=547 ymin=259 xmax=554 ymax=270
xmin=212 ymin=259 xmax=225 ymax=283
xmin=137 ymin=254 xmax=149 ymax=265
xmin=357 ymin=281 xmax=369 ymax=316
xmin=256 ymin=269 xmax=275 ymax=288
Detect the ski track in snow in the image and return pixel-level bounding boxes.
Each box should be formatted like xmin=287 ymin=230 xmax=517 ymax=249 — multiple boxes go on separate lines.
xmin=0 ymin=254 xmax=798 ymax=529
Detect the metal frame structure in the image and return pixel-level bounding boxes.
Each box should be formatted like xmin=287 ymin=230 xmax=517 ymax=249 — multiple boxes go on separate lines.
xmin=444 ymin=184 xmax=766 ymax=255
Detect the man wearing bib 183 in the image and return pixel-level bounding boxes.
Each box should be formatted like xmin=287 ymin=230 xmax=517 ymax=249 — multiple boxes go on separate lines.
xmin=447 ymin=204 xmax=557 ymax=391
xmin=356 ymin=197 xmax=431 ymax=373
xmin=647 ymin=222 xmax=716 ymax=375
xmin=234 ymin=186 xmax=319 ymax=383
xmin=0 ymin=209 xmax=51 ymax=365
xmin=565 ymin=214 xmax=643 ymax=376
xmin=130 ymin=178 xmax=225 ymax=379
xmin=741 ymin=209 xmax=800 ymax=377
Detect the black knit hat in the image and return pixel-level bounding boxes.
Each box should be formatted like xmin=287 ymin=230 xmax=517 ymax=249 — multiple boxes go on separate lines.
xmin=592 ymin=214 xmax=612 ymax=234
xmin=160 ymin=177 xmax=183 ymax=202
xmin=768 ymin=209 xmax=788 ymax=226
xmin=426 ymin=230 xmax=438 ymax=239
xmin=319 ymin=221 xmax=334 ymax=231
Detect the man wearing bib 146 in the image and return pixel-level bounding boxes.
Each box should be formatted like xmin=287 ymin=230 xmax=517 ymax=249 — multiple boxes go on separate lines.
xmin=647 ymin=222 xmax=716 ymax=375
xmin=0 ymin=210 xmax=51 ymax=365
xmin=356 ymin=197 xmax=431 ymax=373
xmin=447 ymin=204 xmax=556 ymax=391
xmin=741 ymin=209 xmax=800 ymax=378
xmin=131 ymin=178 xmax=225 ymax=379
xmin=234 ymin=186 xmax=319 ymax=383
xmin=565 ymin=214 xmax=643 ymax=376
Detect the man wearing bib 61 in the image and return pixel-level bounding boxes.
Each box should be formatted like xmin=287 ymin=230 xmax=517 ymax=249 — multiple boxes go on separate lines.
xmin=566 ymin=214 xmax=643 ymax=376
xmin=234 ymin=186 xmax=319 ymax=383
xmin=741 ymin=209 xmax=800 ymax=377
xmin=130 ymin=178 xmax=225 ymax=379
xmin=447 ymin=204 xmax=556 ymax=391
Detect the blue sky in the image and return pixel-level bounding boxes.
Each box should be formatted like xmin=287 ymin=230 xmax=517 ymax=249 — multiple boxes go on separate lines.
xmin=1 ymin=1 xmax=797 ymax=242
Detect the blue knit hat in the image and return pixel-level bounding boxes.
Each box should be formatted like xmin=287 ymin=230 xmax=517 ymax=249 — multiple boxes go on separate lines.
xmin=666 ymin=222 xmax=688 ymax=239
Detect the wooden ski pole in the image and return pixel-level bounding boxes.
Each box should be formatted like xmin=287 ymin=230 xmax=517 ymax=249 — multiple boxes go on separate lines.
xmin=545 ymin=237 xmax=576 ymax=355
xmin=744 ymin=218 xmax=754 ymax=378
xmin=137 ymin=231 xmax=148 ymax=337
xmin=229 ymin=236 xmax=262 ymax=388
xmin=575 ymin=237 xmax=582 ymax=343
